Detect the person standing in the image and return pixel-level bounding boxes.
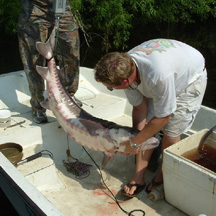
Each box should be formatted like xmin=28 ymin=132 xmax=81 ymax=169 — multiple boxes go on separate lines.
xmin=18 ymin=0 xmax=80 ymax=123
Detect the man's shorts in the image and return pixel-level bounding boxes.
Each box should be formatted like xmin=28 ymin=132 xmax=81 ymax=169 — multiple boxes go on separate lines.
xmin=162 ymin=69 xmax=207 ymax=137
xmin=146 ymin=69 xmax=207 ymax=137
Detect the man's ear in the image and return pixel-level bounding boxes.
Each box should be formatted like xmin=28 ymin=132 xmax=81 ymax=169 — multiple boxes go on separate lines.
xmin=121 ymin=79 xmax=128 ymax=88
xmin=121 ymin=79 xmax=128 ymax=84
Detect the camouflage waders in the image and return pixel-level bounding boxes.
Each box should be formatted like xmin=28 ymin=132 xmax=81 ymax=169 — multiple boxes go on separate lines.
xmin=17 ymin=0 xmax=80 ymax=112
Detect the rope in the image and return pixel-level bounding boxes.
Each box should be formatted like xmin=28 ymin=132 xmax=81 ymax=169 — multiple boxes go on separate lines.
xmin=47 ymin=54 xmax=56 ymax=62
xmin=53 ymin=16 xmax=66 ymax=78
xmin=62 ymin=159 xmax=92 ymax=179
xmin=63 ymin=135 xmax=93 ymax=179
xmin=47 ymin=15 xmax=66 ymax=81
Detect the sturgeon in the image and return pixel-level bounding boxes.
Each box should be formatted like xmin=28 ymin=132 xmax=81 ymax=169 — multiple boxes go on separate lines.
xmin=36 ymin=28 xmax=159 ymax=168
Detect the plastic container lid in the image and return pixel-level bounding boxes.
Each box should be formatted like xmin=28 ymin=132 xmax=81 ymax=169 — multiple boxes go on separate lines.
xmin=0 ymin=110 xmax=11 ymax=121
xmin=0 ymin=110 xmax=11 ymax=127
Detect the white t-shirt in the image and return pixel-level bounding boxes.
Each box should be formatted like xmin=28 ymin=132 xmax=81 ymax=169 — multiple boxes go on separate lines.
xmin=124 ymin=39 xmax=205 ymax=118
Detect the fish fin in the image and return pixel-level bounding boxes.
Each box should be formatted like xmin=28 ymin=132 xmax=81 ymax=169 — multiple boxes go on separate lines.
xmin=79 ymin=119 xmax=105 ymax=136
xmin=140 ymin=137 xmax=159 ymax=151
xmin=40 ymin=98 xmax=50 ymax=110
xmin=36 ymin=28 xmax=56 ymax=59
xmin=101 ymin=153 xmax=113 ymax=169
xmin=36 ymin=66 xmax=49 ymax=80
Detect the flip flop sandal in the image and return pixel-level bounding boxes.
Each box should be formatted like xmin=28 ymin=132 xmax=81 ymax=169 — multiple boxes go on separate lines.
xmin=145 ymin=178 xmax=163 ymax=194
xmin=120 ymin=183 xmax=146 ymax=198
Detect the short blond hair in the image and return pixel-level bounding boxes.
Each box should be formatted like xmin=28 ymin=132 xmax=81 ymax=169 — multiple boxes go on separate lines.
xmin=94 ymin=52 xmax=134 ymax=85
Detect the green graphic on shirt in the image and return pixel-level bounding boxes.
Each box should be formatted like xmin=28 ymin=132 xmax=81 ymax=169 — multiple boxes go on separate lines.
xmin=132 ymin=39 xmax=176 ymax=55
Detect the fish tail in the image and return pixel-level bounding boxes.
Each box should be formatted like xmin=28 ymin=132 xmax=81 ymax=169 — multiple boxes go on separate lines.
xmin=36 ymin=28 xmax=56 ymax=60
xmin=36 ymin=66 xmax=49 ymax=80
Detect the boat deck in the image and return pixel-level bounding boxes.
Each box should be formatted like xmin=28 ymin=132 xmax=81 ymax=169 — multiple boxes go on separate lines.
xmin=1 ymin=68 xmax=215 ymax=216
xmin=0 ymin=113 xmax=186 ymax=216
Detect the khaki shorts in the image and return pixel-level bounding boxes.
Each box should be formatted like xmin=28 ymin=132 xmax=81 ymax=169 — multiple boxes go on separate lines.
xmin=163 ymin=70 xmax=207 ymax=137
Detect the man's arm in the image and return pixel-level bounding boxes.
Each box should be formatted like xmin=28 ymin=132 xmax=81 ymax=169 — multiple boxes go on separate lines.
xmin=132 ymin=96 xmax=170 ymax=145
xmin=132 ymin=96 xmax=148 ymax=131
xmin=132 ymin=115 xmax=170 ymax=146
xmin=120 ymin=99 xmax=170 ymax=154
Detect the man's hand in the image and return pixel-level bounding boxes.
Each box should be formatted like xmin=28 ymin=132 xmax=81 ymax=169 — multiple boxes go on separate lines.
xmin=119 ymin=139 xmax=139 ymax=155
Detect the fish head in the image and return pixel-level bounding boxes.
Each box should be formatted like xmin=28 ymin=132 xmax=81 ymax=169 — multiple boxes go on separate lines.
xmin=108 ymin=127 xmax=137 ymax=142
xmin=108 ymin=127 xmax=159 ymax=153
xmin=108 ymin=127 xmax=138 ymax=152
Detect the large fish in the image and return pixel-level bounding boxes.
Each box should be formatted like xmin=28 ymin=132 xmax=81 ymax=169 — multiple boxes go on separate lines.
xmin=36 ymin=28 xmax=159 ymax=169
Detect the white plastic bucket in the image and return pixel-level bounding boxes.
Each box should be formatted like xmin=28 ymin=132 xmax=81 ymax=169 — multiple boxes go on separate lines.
xmin=0 ymin=110 xmax=11 ymax=128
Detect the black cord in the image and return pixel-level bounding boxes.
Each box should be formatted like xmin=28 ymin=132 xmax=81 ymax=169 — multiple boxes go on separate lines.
xmin=82 ymin=146 xmax=145 ymax=216
xmin=198 ymin=124 xmax=216 ymax=151
xmin=52 ymin=15 xmax=145 ymax=216
xmin=41 ymin=150 xmax=53 ymax=159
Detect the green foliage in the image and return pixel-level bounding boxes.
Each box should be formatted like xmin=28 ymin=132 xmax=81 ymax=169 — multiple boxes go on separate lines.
xmin=0 ymin=0 xmax=216 ymax=50
xmin=81 ymin=0 xmax=132 ymax=51
xmin=70 ymin=0 xmax=216 ymax=51
xmin=151 ymin=0 xmax=216 ymax=23
xmin=0 ymin=0 xmax=20 ymax=34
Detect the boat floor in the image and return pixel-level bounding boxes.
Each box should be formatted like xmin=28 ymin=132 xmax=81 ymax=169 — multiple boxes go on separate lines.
xmin=0 ymin=69 xmax=189 ymax=215
xmin=0 ymin=103 xmax=186 ymax=216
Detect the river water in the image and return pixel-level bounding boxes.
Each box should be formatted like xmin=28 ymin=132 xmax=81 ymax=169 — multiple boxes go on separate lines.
xmin=0 ymin=19 xmax=215 ymax=109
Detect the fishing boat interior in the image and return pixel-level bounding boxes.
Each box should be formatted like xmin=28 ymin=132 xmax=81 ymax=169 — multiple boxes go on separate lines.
xmin=0 ymin=68 xmax=216 ymax=216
